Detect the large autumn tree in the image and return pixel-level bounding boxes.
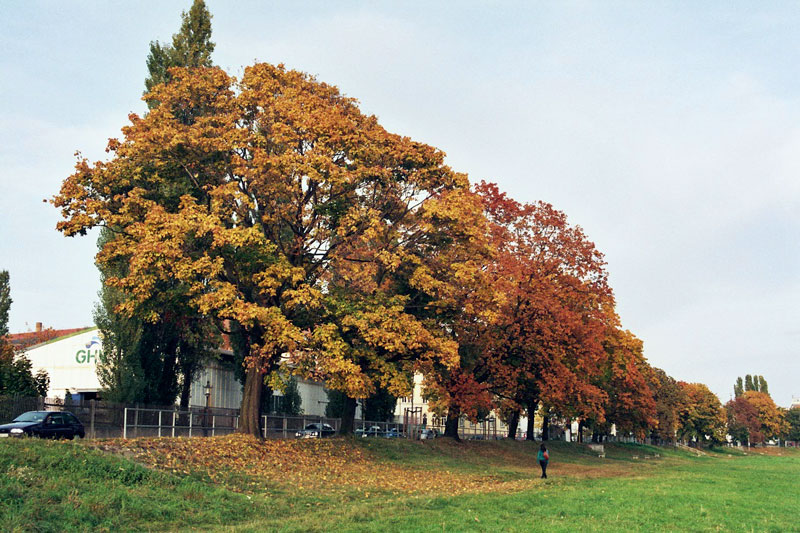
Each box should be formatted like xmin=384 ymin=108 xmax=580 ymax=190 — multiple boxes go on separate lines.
xmin=649 ymin=367 xmax=686 ymax=444
xmin=468 ymin=182 xmax=612 ymax=441
xmin=292 ymin=185 xmax=490 ymax=434
xmin=677 ymin=382 xmax=726 ymax=446
xmin=584 ymin=327 xmax=656 ymax=442
xmin=725 ymin=395 xmax=762 ymax=446
xmin=55 ymin=63 xmax=470 ymax=436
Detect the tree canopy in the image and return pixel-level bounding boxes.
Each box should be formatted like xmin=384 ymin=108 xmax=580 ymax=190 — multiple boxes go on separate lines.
xmin=53 ymin=31 xmax=744 ymax=442
xmin=55 ymin=63 xmax=478 ymax=435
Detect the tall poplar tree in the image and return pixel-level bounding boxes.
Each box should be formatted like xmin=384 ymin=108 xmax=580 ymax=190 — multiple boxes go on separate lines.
xmin=95 ymin=0 xmax=217 ymax=407
xmin=0 ymin=271 xmax=10 ymax=338
xmin=144 ymin=0 xmax=215 ymax=106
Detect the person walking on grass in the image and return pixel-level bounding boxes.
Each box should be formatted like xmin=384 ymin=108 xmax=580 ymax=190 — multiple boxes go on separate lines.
xmin=538 ymin=443 xmax=549 ymax=478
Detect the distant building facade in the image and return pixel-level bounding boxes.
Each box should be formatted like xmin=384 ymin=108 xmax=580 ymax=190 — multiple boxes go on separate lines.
xmin=11 ymin=326 xmax=244 ymax=409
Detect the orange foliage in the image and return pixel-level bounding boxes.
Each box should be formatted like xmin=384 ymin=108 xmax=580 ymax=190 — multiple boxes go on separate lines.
xmin=475 ymin=182 xmax=613 ymax=422
xmin=54 ymin=64 xmax=478 ymax=434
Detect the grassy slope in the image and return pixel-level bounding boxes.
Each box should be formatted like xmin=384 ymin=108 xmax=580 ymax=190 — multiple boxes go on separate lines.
xmin=1 ymin=436 xmax=798 ymax=533
xmin=0 ymin=438 xmax=263 ymax=532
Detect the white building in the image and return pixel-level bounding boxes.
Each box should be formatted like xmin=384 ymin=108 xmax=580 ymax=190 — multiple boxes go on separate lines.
xmin=20 ymin=327 xmax=103 ymax=401
xmin=16 ymin=326 xmax=244 ymax=409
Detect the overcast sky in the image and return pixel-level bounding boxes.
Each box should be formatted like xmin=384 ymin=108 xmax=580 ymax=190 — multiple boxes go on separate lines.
xmin=1 ymin=1 xmax=798 ymax=406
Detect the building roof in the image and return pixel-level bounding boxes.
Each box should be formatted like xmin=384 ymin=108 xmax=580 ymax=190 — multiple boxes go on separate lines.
xmin=7 ymin=327 xmax=96 ymax=351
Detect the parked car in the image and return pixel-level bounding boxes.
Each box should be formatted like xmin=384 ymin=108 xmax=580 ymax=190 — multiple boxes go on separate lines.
xmin=364 ymin=425 xmax=383 ymax=437
xmin=0 ymin=411 xmax=85 ymax=440
xmin=295 ymin=423 xmax=336 ymax=439
xmin=419 ymin=428 xmax=438 ymax=440
xmin=384 ymin=427 xmax=403 ymax=438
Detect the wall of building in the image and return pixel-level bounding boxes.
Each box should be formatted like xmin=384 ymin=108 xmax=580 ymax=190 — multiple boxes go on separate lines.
xmin=189 ymin=359 xmax=243 ymax=410
xmin=297 ymin=379 xmax=331 ymax=417
xmin=24 ymin=328 xmax=102 ymax=399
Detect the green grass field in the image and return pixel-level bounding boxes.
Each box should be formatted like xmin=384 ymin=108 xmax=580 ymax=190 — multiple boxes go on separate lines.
xmin=1 ymin=436 xmax=797 ymax=532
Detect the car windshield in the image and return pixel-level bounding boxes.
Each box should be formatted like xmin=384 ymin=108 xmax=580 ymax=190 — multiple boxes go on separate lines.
xmin=13 ymin=412 xmax=47 ymax=423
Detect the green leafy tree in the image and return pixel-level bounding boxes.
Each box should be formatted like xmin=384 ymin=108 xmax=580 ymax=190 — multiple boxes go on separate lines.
xmin=785 ymin=407 xmax=800 ymax=442
xmin=362 ymin=387 xmax=398 ymax=423
xmin=0 ymin=346 xmax=49 ymax=397
xmin=757 ymin=376 xmax=769 ymax=396
xmin=264 ymin=376 xmax=302 ymax=416
xmin=325 ymin=389 xmax=348 ymax=419
xmin=0 ymin=271 xmax=49 ymax=397
xmin=736 ymin=374 xmax=769 ymax=396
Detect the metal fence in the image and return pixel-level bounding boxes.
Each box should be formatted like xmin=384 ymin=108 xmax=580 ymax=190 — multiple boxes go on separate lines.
xmin=1 ymin=395 xmax=499 ymax=441
xmin=122 ymin=406 xmax=241 ymax=439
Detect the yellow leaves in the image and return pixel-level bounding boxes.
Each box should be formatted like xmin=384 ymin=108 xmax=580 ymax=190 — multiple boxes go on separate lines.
xmin=54 ymin=60 xmax=493 ymax=405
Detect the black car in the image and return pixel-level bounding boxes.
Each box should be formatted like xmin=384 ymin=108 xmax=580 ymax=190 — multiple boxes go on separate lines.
xmin=0 ymin=411 xmax=85 ymax=440
xmin=295 ymin=423 xmax=336 ymax=439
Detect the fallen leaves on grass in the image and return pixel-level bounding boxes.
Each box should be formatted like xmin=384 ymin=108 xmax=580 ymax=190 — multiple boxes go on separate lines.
xmin=87 ymin=435 xmax=632 ymax=497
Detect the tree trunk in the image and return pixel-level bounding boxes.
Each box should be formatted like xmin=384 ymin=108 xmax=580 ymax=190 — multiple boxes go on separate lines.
xmin=577 ymin=419 xmax=584 ymax=443
xmin=156 ymin=332 xmax=180 ymax=405
xmin=525 ymin=399 xmax=538 ymax=441
xmin=542 ymin=413 xmax=549 ymax=441
xmin=239 ymin=366 xmax=263 ymax=437
xmin=179 ymin=366 xmax=193 ymax=411
xmin=339 ymin=396 xmax=357 ymax=435
xmin=506 ymin=409 xmax=520 ymax=440
xmin=444 ymin=406 xmax=461 ymax=440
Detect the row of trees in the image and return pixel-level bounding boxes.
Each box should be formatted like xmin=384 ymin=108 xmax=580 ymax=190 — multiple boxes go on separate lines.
xmin=50 ymin=1 xmax=796 ymax=446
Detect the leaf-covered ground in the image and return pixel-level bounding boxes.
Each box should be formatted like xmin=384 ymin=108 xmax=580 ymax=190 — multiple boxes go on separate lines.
xmin=88 ymin=434 xmax=652 ymax=498
xmin=3 ymin=436 xmax=799 ymax=532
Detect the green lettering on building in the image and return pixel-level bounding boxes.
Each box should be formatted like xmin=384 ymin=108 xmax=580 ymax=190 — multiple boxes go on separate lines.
xmin=75 ymin=349 xmax=104 ymax=364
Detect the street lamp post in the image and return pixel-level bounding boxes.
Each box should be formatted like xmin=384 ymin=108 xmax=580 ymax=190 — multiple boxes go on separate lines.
xmin=203 ymin=380 xmax=212 ymax=437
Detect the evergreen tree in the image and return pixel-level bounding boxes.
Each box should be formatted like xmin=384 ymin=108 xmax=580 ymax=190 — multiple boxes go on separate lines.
xmin=744 ymin=375 xmax=754 ymax=392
